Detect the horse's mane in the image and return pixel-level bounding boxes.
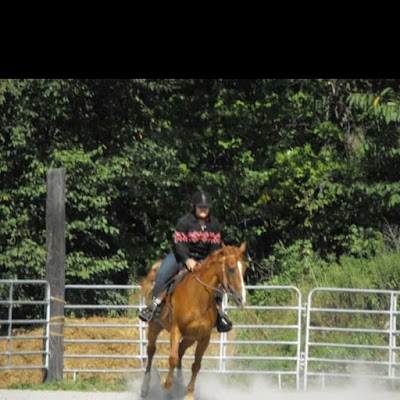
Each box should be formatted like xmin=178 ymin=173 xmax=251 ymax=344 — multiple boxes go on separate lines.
xmin=201 ymin=247 xmax=223 ymax=270
xmin=140 ymin=260 xmax=162 ymax=298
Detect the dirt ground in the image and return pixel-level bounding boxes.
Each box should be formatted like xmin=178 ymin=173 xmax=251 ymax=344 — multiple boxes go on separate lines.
xmin=0 ymin=385 xmax=398 ymax=400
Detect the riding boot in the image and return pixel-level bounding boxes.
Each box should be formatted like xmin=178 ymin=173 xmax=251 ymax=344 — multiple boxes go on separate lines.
xmin=139 ymin=298 xmax=159 ymax=322
xmin=216 ymin=310 xmax=233 ymax=333
xmin=214 ymin=291 xmax=232 ymax=332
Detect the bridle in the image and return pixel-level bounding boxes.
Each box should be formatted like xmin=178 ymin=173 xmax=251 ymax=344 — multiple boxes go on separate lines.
xmin=193 ymin=254 xmax=237 ymax=298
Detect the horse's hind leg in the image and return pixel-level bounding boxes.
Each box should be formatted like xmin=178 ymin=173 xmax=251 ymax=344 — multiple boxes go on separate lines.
xmin=140 ymin=322 xmax=163 ymax=398
xmin=185 ymin=336 xmax=211 ymax=400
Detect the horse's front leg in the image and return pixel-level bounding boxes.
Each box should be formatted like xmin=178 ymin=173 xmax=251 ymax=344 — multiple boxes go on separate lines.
xmin=184 ymin=335 xmax=211 ymax=400
xmin=164 ymin=324 xmax=182 ymax=389
xmin=177 ymin=337 xmax=195 ymax=385
xmin=141 ymin=322 xmax=163 ymax=398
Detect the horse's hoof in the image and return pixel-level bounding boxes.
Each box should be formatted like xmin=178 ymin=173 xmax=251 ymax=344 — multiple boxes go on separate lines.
xmin=163 ymin=376 xmax=173 ymax=389
xmin=184 ymin=393 xmax=194 ymax=400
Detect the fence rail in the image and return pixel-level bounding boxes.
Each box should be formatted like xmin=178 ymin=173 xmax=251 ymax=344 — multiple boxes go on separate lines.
xmin=2 ymin=280 xmax=400 ymax=390
xmin=61 ymin=284 xmax=302 ymax=389
xmin=304 ymin=287 xmax=400 ymax=389
xmin=0 ymin=280 xmax=50 ymax=372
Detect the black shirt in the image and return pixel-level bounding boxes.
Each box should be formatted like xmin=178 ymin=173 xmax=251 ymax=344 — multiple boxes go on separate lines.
xmin=173 ymin=212 xmax=221 ymax=263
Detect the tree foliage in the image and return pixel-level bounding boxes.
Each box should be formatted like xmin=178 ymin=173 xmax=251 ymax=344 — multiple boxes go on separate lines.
xmin=1 ymin=79 xmax=400 ymax=288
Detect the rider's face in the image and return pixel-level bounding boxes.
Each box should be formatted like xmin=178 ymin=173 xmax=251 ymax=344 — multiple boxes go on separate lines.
xmin=195 ymin=206 xmax=210 ymax=219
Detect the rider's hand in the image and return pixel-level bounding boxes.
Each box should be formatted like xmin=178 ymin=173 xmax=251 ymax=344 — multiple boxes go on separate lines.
xmin=185 ymin=258 xmax=197 ymax=271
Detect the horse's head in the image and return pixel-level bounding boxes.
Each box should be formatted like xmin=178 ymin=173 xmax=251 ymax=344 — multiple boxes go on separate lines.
xmin=219 ymin=242 xmax=247 ymax=308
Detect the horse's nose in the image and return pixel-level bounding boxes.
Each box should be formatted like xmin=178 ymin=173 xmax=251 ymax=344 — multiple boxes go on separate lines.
xmin=231 ymin=290 xmax=245 ymax=308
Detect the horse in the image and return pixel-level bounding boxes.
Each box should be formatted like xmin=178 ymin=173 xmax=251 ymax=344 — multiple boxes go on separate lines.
xmin=139 ymin=242 xmax=247 ymax=400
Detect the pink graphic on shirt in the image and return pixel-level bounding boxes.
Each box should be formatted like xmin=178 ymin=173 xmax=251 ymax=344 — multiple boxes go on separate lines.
xmin=175 ymin=231 xmax=221 ymax=244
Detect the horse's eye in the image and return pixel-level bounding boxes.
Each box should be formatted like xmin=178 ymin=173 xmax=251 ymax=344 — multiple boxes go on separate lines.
xmin=228 ymin=267 xmax=235 ymax=277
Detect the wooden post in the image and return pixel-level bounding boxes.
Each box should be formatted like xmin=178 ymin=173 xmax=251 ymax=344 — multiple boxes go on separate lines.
xmin=44 ymin=168 xmax=65 ymax=382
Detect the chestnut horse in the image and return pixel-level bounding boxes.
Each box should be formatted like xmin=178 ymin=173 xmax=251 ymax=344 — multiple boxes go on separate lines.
xmin=139 ymin=242 xmax=247 ymax=400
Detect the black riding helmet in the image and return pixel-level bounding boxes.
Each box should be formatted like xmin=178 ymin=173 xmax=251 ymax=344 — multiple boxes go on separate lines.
xmin=192 ymin=191 xmax=212 ymax=208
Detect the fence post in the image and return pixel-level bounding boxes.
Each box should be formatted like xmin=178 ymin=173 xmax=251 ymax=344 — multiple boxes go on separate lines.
xmin=44 ymin=168 xmax=66 ymax=382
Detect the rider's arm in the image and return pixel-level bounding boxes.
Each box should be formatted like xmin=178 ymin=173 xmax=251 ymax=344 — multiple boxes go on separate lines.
xmin=208 ymin=217 xmax=222 ymax=254
xmin=173 ymin=217 xmax=191 ymax=265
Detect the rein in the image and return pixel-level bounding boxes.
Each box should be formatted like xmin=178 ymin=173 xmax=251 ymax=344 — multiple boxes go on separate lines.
xmin=193 ymin=255 xmax=231 ymax=297
xmin=193 ymin=275 xmax=224 ymax=296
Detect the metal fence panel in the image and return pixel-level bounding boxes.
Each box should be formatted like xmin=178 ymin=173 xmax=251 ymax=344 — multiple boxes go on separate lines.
xmin=0 ymin=280 xmax=50 ymax=374
xmin=16 ymin=282 xmax=400 ymax=390
xmin=63 ymin=284 xmax=303 ymax=389
xmin=304 ymin=287 xmax=400 ymax=390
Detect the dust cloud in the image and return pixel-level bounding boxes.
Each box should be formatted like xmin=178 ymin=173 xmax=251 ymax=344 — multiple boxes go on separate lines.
xmin=128 ymin=373 xmax=398 ymax=400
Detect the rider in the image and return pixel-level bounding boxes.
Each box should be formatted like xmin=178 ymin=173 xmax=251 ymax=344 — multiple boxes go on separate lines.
xmin=138 ymin=190 xmax=232 ymax=332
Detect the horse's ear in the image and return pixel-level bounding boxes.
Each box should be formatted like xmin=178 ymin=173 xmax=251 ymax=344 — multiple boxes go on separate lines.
xmin=221 ymin=242 xmax=227 ymax=248
xmin=239 ymin=241 xmax=246 ymax=253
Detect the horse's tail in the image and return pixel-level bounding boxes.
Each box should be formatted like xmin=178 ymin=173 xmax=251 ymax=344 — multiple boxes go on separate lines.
xmin=140 ymin=260 xmax=162 ymax=298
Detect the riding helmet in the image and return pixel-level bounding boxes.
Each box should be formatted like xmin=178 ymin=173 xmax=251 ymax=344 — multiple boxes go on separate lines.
xmin=192 ymin=191 xmax=212 ymax=208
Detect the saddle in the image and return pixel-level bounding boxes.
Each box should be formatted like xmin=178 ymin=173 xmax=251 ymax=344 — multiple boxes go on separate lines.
xmin=153 ymin=268 xmax=188 ymax=321
xmin=166 ymin=267 xmax=188 ymax=295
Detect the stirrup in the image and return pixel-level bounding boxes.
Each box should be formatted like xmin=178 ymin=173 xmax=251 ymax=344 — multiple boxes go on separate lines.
xmin=138 ymin=303 xmax=157 ymax=322
xmin=216 ymin=312 xmax=232 ymax=333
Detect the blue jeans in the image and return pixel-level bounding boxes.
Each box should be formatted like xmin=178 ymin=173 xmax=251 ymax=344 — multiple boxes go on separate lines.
xmin=152 ymin=252 xmax=181 ymax=297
